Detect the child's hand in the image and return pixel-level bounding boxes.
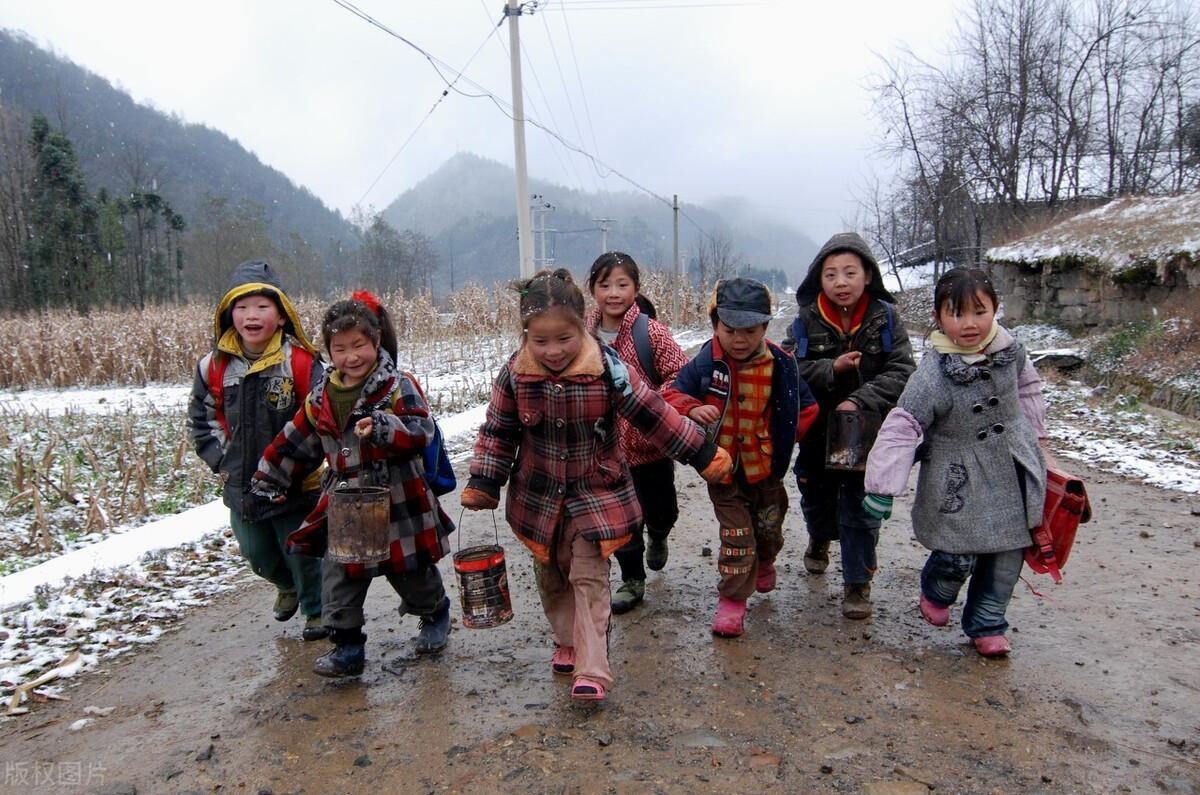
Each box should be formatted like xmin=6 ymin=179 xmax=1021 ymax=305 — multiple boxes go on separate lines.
xmin=354 ymin=416 xmax=374 ymax=439
xmin=249 ymin=476 xmax=287 ymax=504
xmin=699 ymin=447 xmax=733 ymax=483
xmin=835 ymin=400 xmax=858 ymax=412
xmin=689 ymin=405 xmax=721 ymax=424
xmin=832 ymin=351 xmax=862 ymax=374
xmin=461 ymin=487 xmax=499 ymax=511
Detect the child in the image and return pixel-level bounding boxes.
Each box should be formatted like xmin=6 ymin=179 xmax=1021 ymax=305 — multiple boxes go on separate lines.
xmin=862 ymin=268 xmax=1047 ymax=657
xmin=461 ymin=269 xmax=731 ymax=702
xmin=251 ymin=292 xmax=454 ymax=677
xmin=585 ymin=252 xmax=691 ymax=614
xmin=188 ymin=260 xmax=326 ymax=641
xmin=665 ymin=278 xmax=819 ymax=638
xmin=781 ymin=233 xmax=915 ymax=619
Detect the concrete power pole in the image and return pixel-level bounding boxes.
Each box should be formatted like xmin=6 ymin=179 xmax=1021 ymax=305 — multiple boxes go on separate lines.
xmin=506 ymin=0 xmax=534 ymax=278
xmin=592 ymin=218 xmax=616 ymax=254
xmin=672 ymin=194 xmax=680 ymax=319
xmin=531 ymin=195 xmax=554 ymax=269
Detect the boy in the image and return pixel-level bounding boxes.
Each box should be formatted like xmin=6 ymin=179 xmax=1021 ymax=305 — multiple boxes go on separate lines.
xmin=189 ymin=260 xmax=327 ymax=640
xmin=665 ymin=278 xmax=818 ymax=637
xmin=781 ymin=233 xmax=915 ymax=619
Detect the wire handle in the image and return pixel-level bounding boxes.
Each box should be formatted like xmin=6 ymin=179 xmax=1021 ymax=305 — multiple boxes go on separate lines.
xmin=455 ymin=505 xmax=500 ymax=554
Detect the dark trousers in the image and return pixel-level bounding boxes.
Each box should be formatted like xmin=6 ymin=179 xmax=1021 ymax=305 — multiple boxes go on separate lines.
xmin=321 ymin=558 xmax=446 ymax=632
xmin=921 ymin=549 xmax=1024 ymax=638
xmin=796 ymin=470 xmax=881 ymax=586
xmin=614 ymin=458 xmax=679 ymax=582
xmin=229 ymin=506 xmax=322 ymax=618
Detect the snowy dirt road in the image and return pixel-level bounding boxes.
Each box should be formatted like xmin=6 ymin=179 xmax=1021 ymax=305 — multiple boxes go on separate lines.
xmin=0 ymin=455 xmax=1197 ymax=795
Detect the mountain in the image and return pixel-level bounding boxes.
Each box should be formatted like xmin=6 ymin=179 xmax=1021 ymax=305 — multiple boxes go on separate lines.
xmin=0 ymin=28 xmax=354 ymax=251
xmin=382 ymin=152 xmax=817 ymax=291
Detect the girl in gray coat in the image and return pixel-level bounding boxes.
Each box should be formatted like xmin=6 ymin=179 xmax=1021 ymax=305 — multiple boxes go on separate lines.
xmin=861 ymin=269 xmax=1046 ymax=657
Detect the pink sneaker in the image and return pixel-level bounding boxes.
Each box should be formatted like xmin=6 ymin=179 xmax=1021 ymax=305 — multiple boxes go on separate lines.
xmin=973 ymin=635 xmax=1012 ymax=657
xmin=551 ymin=645 xmax=575 ymax=676
xmin=919 ymin=593 xmax=950 ymax=626
xmin=755 ymin=561 xmax=777 ymax=593
xmin=711 ymin=596 xmax=746 ymax=637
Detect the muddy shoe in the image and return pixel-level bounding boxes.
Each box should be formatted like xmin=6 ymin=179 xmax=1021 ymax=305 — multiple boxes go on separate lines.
xmin=842 ymin=583 xmax=872 ymax=620
xmin=415 ymin=597 xmax=451 ymax=654
xmin=919 ymin=593 xmax=950 ymax=627
xmin=313 ymin=643 xmax=365 ymax=677
xmin=711 ymin=596 xmax=747 ymax=637
xmin=645 ymin=536 xmax=669 ymax=571
xmin=755 ymin=561 xmax=777 ymax=593
xmin=273 ymin=589 xmax=299 ymax=622
xmin=302 ymin=616 xmax=330 ymax=641
xmin=611 ymin=580 xmax=645 ymax=614
xmin=803 ymin=540 xmax=831 ymax=574
xmin=552 ymin=645 xmax=576 ymax=676
xmin=973 ymin=635 xmax=1011 ymax=658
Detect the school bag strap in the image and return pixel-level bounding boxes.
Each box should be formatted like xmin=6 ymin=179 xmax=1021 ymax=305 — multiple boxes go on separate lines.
xmin=401 ymin=370 xmax=458 ymax=497
xmin=206 ymin=344 xmax=315 ymax=439
xmin=631 ymin=312 xmax=661 ymax=387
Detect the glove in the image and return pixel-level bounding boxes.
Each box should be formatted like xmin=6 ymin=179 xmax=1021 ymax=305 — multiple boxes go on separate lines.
xmin=699 ymin=447 xmax=733 ymax=484
xmin=461 ymin=487 xmax=499 ymax=511
xmin=862 ymin=493 xmax=893 ymax=521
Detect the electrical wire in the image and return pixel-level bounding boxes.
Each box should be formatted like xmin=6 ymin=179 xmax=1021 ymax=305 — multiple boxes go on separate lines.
xmin=556 ymin=1 xmax=610 ymax=179
xmin=537 ymin=5 xmax=600 ymax=192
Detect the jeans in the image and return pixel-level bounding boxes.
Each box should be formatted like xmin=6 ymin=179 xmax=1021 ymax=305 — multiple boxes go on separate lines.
xmin=229 ymin=506 xmax=322 ymax=618
xmin=796 ymin=471 xmax=881 ymax=586
xmin=921 ymin=548 xmax=1025 ymax=638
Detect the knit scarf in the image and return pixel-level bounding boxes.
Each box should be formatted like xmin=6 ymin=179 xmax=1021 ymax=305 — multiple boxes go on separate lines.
xmin=929 ymin=321 xmax=1000 ymax=361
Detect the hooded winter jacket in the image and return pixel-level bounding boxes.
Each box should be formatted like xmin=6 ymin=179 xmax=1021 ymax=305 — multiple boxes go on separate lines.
xmin=188 ymin=260 xmax=324 ymax=521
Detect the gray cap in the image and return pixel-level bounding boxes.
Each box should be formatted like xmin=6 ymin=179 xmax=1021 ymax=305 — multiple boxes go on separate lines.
xmin=715 ymin=278 xmax=772 ymax=328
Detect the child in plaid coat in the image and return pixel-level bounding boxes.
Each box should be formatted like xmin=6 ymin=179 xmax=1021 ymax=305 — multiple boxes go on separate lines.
xmin=252 ymin=292 xmax=454 ymax=677
xmin=462 ymin=269 xmax=732 ymax=702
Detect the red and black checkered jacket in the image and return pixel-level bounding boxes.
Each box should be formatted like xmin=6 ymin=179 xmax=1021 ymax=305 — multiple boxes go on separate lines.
xmin=467 ymin=336 xmax=717 ymax=562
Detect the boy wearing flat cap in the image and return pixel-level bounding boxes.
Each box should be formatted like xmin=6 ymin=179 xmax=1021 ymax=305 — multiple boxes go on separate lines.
xmin=665 ymin=278 xmax=818 ymax=637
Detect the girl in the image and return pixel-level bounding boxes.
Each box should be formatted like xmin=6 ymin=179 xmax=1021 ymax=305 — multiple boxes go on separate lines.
xmin=252 ymin=291 xmax=454 ymax=677
xmin=461 ymin=269 xmax=731 ymax=701
xmin=862 ymin=268 xmax=1046 ymax=657
xmin=585 ymin=252 xmax=691 ymax=614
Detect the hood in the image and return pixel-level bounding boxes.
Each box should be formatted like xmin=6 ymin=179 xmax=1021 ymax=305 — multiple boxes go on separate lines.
xmin=212 ymin=260 xmax=315 ymax=353
xmin=795 ymin=232 xmax=897 ymax=305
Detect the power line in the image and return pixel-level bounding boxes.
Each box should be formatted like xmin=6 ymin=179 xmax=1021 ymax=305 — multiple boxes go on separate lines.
xmin=519 ymin=39 xmax=591 ymax=194
xmin=538 ymin=6 xmax=600 ymax=192
xmin=556 ymin=0 xmax=610 ymax=179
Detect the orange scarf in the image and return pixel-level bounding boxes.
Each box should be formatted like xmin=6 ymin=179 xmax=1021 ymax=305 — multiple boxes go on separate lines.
xmin=817 ymin=293 xmax=869 ymax=338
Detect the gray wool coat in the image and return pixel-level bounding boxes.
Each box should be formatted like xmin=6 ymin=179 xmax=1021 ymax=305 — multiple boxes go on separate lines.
xmin=866 ymin=333 xmax=1046 ymax=554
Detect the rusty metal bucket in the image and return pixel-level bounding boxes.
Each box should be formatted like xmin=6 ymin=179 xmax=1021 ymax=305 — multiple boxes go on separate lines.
xmin=825 ymin=410 xmax=882 ymax=472
xmin=326 ymin=484 xmax=393 ymax=564
xmin=452 ymin=511 xmax=513 ymax=629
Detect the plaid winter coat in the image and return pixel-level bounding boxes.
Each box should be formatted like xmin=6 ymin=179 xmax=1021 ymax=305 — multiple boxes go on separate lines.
xmin=584 ymin=303 xmax=690 ymax=467
xmin=467 ymin=335 xmax=717 ymax=563
xmin=252 ymin=349 xmax=453 ymax=578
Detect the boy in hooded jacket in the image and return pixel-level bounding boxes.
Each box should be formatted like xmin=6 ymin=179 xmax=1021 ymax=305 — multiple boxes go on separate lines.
xmin=189 ymin=260 xmax=327 ymax=640
xmin=781 ymin=233 xmax=915 ymax=619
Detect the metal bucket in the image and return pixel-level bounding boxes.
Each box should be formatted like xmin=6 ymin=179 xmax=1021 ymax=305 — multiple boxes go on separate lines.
xmin=453 ymin=544 xmax=513 ymax=629
xmin=326 ymin=485 xmax=393 ymax=564
xmin=825 ymin=410 xmax=882 ymax=472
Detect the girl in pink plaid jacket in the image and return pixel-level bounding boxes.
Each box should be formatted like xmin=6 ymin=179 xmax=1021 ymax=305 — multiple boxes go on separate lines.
xmin=462 ymin=269 xmax=732 ymax=702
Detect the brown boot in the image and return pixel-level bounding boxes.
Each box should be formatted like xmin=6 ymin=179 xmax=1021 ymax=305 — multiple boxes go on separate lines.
xmin=842 ymin=583 xmax=872 ymax=619
xmin=804 ymin=539 xmax=831 ymax=574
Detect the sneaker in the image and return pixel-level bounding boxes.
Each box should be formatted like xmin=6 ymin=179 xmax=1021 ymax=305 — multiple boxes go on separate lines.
xmin=611 ymin=580 xmax=645 ymax=614
xmin=711 ymin=596 xmax=746 ymax=637
xmin=803 ymin=540 xmax=831 ymax=574
xmin=302 ymin=615 xmax=330 ymax=641
xmin=313 ymin=643 xmax=365 ymax=677
xmin=842 ymin=583 xmax=873 ymax=620
xmin=755 ymin=561 xmax=777 ymax=593
xmin=415 ymin=597 xmax=451 ymax=654
xmin=273 ymin=590 xmax=299 ymax=622
xmin=919 ymin=593 xmax=950 ymax=627
xmin=551 ymin=645 xmax=576 ymax=676
xmin=973 ymin=635 xmax=1012 ymax=657
xmin=645 ymin=536 xmax=669 ymax=571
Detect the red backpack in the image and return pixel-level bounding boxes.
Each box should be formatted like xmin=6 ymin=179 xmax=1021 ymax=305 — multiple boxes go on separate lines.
xmin=207 ymin=346 xmax=315 ymax=437
xmin=1025 ymin=465 xmax=1092 ymax=583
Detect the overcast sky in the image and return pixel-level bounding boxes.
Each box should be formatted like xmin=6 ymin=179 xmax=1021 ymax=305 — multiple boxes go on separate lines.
xmin=0 ymin=0 xmax=960 ymax=242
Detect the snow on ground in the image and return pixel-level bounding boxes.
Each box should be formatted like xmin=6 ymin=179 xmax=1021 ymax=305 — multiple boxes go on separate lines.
xmin=0 ymin=384 xmax=189 ymax=417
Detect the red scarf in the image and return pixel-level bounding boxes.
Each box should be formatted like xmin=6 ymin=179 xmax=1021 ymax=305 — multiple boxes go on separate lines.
xmin=817 ymin=292 xmax=869 ymax=338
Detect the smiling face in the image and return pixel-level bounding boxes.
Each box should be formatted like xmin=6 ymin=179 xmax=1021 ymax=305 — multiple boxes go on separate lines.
xmin=820 ymin=252 xmax=871 ymax=310
xmin=591 ymin=265 xmax=638 ymax=329
xmin=936 ymin=289 xmax=997 ymax=350
xmin=715 ymin=320 xmax=768 ymax=362
xmin=524 ymin=309 xmax=584 ymax=374
xmin=329 ymin=326 xmax=380 ymax=387
xmin=231 ymin=294 xmax=285 ymax=354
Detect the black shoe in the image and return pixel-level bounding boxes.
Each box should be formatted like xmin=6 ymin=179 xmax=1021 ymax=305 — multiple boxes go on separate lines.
xmin=415 ymin=597 xmax=451 ymax=654
xmin=313 ymin=643 xmax=365 ymax=677
xmin=273 ymin=590 xmax=299 ymax=621
xmin=302 ymin=616 xmax=330 ymax=642
xmin=645 ymin=536 xmax=669 ymax=571
xmin=803 ymin=540 xmax=831 ymax=575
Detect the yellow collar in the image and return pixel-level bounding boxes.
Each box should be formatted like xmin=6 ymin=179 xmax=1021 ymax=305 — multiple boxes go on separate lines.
xmin=217 ymin=328 xmax=286 ymax=374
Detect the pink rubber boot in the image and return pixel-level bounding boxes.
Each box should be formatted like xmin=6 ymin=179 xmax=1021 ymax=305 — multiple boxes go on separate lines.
xmin=711 ymin=596 xmax=747 ymax=637
xmin=756 ymin=561 xmax=777 ymax=593
xmin=973 ymin=635 xmax=1012 ymax=657
xmin=919 ymin=593 xmax=950 ymax=627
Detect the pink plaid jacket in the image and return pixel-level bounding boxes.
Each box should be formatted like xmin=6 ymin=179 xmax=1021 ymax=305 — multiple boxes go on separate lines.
xmin=468 ymin=336 xmax=714 ymax=562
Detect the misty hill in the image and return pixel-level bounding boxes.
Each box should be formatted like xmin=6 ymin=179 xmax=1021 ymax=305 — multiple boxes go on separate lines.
xmin=382 ymin=152 xmax=817 ymax=290
xmin=0 ymin=28 xmax=354 ymax=250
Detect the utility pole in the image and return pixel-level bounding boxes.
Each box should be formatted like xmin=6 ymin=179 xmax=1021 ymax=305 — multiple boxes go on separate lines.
xmin=506 ymin=0 xmax=534 ymax=278
xmin=531 ymin=195 xmax=554 ymax=269
xmin=592 ymin=217 xmax=616 ymax=254
xmin=672 ymin=194 xmax=680 ymax=320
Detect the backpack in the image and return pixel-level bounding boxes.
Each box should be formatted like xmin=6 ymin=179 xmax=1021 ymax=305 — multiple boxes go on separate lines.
xmin=630 ymin=312 xmax=661 ymax=387
xmin=401 ymin=371 xmax=457 ymax=497
xmin=790 ymin=300 xmax=895 ymax=358
xmin=1025 ymin=466 xmax=1092 ymax=582
xmin=207 ymin=345 xmax=315 ymax=438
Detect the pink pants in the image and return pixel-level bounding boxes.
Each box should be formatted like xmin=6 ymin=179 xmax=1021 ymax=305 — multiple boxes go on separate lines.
xmin=534 ymin=521 xmax=612 ymax=688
